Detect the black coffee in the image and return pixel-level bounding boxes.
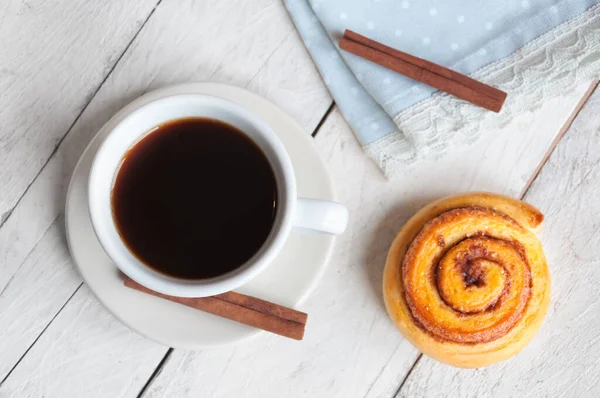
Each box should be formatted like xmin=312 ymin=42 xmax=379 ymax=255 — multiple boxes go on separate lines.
xmin=111 ymin=117 xmax=277 ymax=280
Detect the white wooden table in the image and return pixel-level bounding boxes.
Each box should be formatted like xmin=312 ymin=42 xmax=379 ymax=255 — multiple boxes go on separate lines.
xmin=1 ymin=1 xmax=599 ymax=397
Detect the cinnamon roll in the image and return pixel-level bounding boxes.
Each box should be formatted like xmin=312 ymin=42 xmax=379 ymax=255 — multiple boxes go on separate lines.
xmin=383 ymin=193 xmax=550 ymax=368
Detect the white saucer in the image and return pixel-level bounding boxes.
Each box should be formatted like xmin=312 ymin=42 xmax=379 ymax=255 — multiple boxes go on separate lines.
xmin=65 ymin=83 xmax=337 ymax=349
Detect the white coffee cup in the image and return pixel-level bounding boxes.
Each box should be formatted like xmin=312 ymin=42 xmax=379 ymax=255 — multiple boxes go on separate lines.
xmin=88 ymin=94 xmax=348 ymax=297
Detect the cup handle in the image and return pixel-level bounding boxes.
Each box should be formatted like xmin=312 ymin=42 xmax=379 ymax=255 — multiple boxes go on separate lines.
xmin=293 ymin=198 xmax=348 ymax=235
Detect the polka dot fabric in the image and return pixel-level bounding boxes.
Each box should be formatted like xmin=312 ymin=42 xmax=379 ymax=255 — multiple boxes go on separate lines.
xmin=284 ymin=0 xmax=600 ymax=175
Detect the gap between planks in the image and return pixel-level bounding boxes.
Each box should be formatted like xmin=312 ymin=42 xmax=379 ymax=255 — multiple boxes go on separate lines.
xmin=312 ymin=102 xmax=336 ymax=137
xmin=393 ymin=355 xmax=422 ymax=397
xmin=137 ymin=348 xmax=174 ymax=398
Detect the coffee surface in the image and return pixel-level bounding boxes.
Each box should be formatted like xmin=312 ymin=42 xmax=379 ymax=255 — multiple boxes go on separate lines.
xmin=112 ymin=117 xmax=277 ymax=279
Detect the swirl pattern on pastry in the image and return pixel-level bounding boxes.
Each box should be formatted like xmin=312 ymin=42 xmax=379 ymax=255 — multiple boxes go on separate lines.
xmin=383 ymin=193 xmax=550 ymax=368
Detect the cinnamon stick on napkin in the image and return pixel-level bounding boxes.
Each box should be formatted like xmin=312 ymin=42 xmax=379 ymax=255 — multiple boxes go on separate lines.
xmin=339 ymin=29 xmax=507 ymax=112
xmin=124 ymin=277 xmax=307 ymax=340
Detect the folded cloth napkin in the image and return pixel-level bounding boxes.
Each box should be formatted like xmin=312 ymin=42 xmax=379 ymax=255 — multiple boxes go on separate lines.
xmin=284 ymin=0 xmax=600 ymax=177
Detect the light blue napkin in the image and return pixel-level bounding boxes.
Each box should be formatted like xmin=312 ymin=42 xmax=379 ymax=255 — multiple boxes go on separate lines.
xmin=284 ymin=0 xmax=600 ymax=176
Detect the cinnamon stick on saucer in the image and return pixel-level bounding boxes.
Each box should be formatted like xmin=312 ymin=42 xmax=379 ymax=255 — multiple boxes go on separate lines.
xmin=339 ymin=29 xmax=507 ymax=112
xmin=124 ymin=277 xmax=307 ymax=340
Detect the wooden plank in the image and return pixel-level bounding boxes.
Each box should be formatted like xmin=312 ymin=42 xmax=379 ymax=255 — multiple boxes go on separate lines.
xmin=0 ymin=0 xmax=330 ymax=395
xmin=0 ymin=0 xmax=160 ymax=226
xmin=139 ymin=82 xmax=594 ymax=398
xmin=0 ymin=217 xmax=165 ymax=397
xmin=0 ymin=285 xmax=167 ymax=398
xmin=398 ymin=88 xmax=600 ymax=397
xmin=519 ymin=81 xmax=599 ymax=198
xmin=0 ymin=217 xmax=81 ymax=382
xmin=0 ymin=0 xmax=159 ymax=305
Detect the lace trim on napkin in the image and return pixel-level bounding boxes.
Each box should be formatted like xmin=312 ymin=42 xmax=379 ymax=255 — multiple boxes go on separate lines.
xmin=365 ymin=5 xmax=600 ymax=177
